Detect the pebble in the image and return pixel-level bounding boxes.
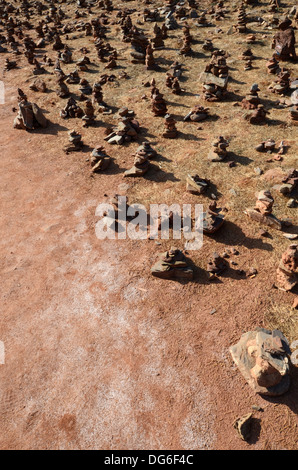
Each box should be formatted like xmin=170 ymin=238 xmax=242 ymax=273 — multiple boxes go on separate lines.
xmin=247 ymin=267 xmax=258 ymax=277
xmin=252 ymin=405 xmax=263 ymax=412
xmin=287 ymin=199 xmax=296 ymax=208
xmin=283 ymin=233 xmax=298 ymax=240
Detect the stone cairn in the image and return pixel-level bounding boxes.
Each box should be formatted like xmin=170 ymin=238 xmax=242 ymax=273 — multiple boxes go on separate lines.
xmin=245 ymin=190 xmax=282 ymax=230
xmin=77 ymin=55 xmax=90 ymax=71
xmin=32 ymin=58 xmax=46 ymax=75
xmin=230 ymin=328 xmax=291 ymax=396
xmin=245 ymin=105 xmax=269 ymax=124
xmin=202 ymin=39 xmax=214 ymax=52
xmin=241 ymin=83 xmax=260 ymax=109
xmin=245 ymin=33 xmax=256 ymax=44
xmin=273 ymin=169 xmax=298 ymax=195
xmin=13 ymin=97 xmax=48 ymax=131
xmin=92 ymin=82 xmax=104 ymax=105
xmin=165 ymin=73 xmax=174 ymax=89
xmin=203 ymin=202 xmax=225 ymax=234
xmin=79 ymin=78 xmax=92 ymax=99
xmin=151 ymin=248 xmax=194 ymax=280
xmin=240 ymin=48 xmax=254 ymax=71
xmin=276 ymin=244 xmax=298 ymax=292
xmin=197 ymin=11 xmax=209 ymax=27
xmin=208 ymin=136 xmax=229 ymax=162
xmin=235 ymin=4 xmax=248 ymax=33
xmin=255 ymin=138 xmax=277 ymax=153
xmin=172 ymin=77 xmax=182 ymax=95
xmin=145 ymin=43 xmax=156 ymax=70
xmin=104 ymin=112 xmax=140 ymax=145
xmin=151 ymin=88 xmax=168 ymax=116
xmin=29 ymin=78 xmax=47 ymax=93
xmin=162 ymin=114 xmax=178 ymax=139
xmin=66 ymin=70 xmax=80 ymax=84
xmin=124 ymin=148 xmax=151 ymax=177
xmin=207 ymin=252 xmax=228 ymax=280
xmin=268 ymin=70 xmax=291 ymax=94
xmin=52 ymin=33 xmax=64 ymax=51
xmin=143 ymin=8 xmax=159 ymax=23
xmin=60 ymin=45 xmax=72 ymax=64
xmin=151 ymin=23 xmax=164 ymax=49
xmin=289 ymin=104 xmax=298 ymax=123
xmin=60 ymin=97 xmax=83 ymax=119
xmin=266 ymin=56 xmax=280 ymax=74
xmin=130 ymin=26 xmax=149 ymax=64
xmin=56 ymin=75 xmax=69 ymax=98
xmin=186 ymin=174 xmax=209 ymax=194
xmin=90 ymin=146 xmax=111 ymax=173
xmin=82 ymin=99 xmax=96 ymax=127
xmin=208 ymin=51 xmax=229 ymax=78
xmin=184 ymin=105 xmax=209 ymax=122
xmin=5 ymin=57 xmax=17 ymax=70
xmin=200 ymin=62 xmax=228 ymax=102
xmin=169 ymin=61 xmax=182 ymax=79
xmin=64 ymin=130 xmax=84 ymax=153
xmin=105 ymin=54 xmax=117 ymax=69
xmin=180 ymin=23 xmax=192 ymax=55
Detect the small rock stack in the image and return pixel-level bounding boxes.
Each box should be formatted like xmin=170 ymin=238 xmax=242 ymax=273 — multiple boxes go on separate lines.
xmin=90 ymin=146 xmax=111 ymax=173
xmin=145 ymin=43 xmax=156 ymax=70
xmin=151 ymin=248 xmax=194 ymax=280
xmin=235 ymin=4 xmax=247 ymax=33
xmin=269 ymin=70 xmax=290 ymax=94
xmin=241 ymin=83 xmax=260 ymax=109
xmin=266 ymin=56 xmax=280 ymax=74
xmin=151 ymin=88 xmax=168 ymax=116
xmin=208 ymin=136 xmax=229 ymax=162
xmin=151 ymin=23 xmax=164 ymax=49
xmin=276 ymin=244 xmax=298 ymax=292
xmin=162 ymin=114 xmax=178 ymax=138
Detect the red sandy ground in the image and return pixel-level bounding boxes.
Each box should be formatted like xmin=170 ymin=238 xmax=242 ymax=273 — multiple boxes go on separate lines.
xmin=1 ymin=82 xmax=298 ymax=451
xmin=0 ymin=4 xmax=298 ymax=450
